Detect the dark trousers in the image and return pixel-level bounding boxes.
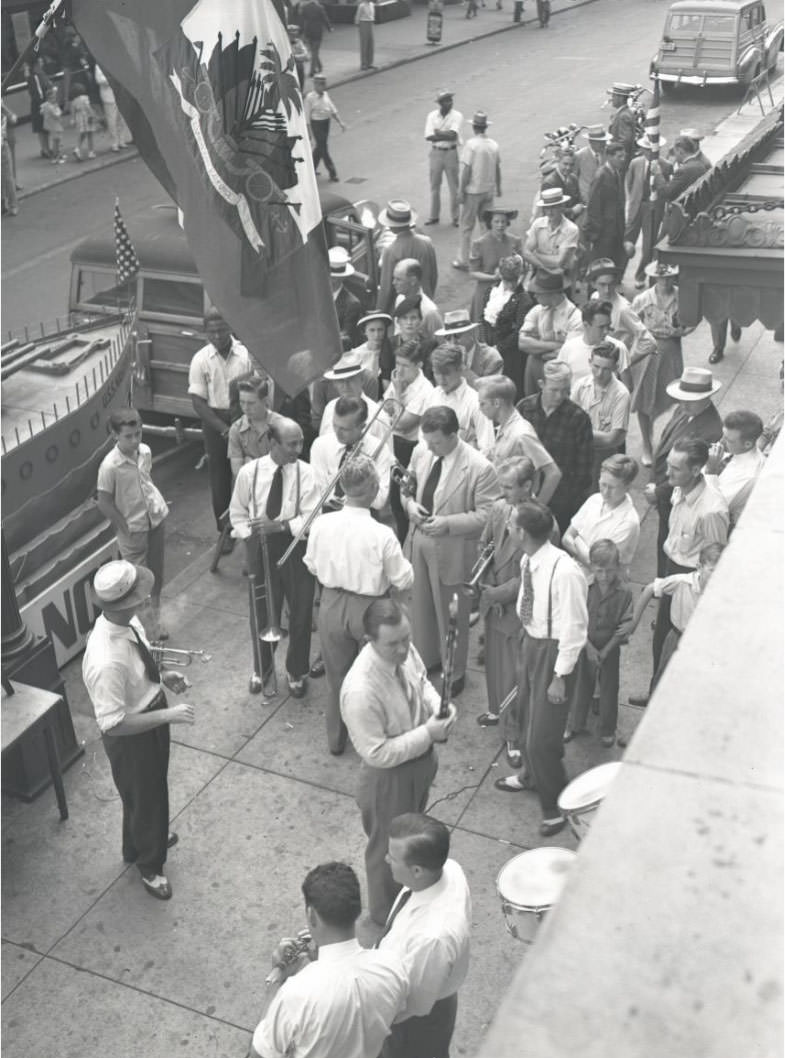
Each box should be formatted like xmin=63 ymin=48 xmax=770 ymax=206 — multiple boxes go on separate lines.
xmin=651 ymin=557 xmax=693 ymax=679
xmin=202 ymin=411 xmax=232 ymax=530
xmin=246 ymin=533 xmax=315 ymax=679
xmin=311 ymin=118 xmax=336 ymax=178
xmin=655 ymin=491 xmax=671 ymax=577
xmin=102 ymin=693 xmax=170 ymax=876
xmin=519 ymin=634 xmax=575 ymax=818
xmin=391 ymin=435 xmax=416 ymax=543
xmin=652 ymin=627 xmax=681 ymax=688
xmin=358 ymin=749 xmax=438 ymax=924
xmin=305 ymin=34 xmax=323 ymax=75
xmin=570 ymin=645 xmax=621 ymax=737
xmin=383 ymin=993 xmax=459 ymax=1058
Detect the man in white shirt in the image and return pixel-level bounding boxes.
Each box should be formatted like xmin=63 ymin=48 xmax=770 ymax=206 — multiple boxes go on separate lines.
xmin=306 ymin=456 xmax=413 ymax=755
xmin=341 ymin=600 xmax=456 ymax=924
xmin=311 ymin=395 xmax=395 ymax=513
xmin=230 ymin=418 xmax=320 ymax=697
xmin=318 ymin=356 xmax=384 ymax=438
xmin=558 ymin=299 xmax=629 ymax=386
xmin=250 ymin=862 xmax=408 ymax=1058
xmin=424 ymin=90 xmax=463 ymax=227
xmin=570 ymin=341 xmax=631 ymax=486
xmin=494 ymin=501 xmax=588 ymax=836
xmin=518 ymin=271 xmax=582 ymax=396
xmin=705 ymin=410 xmax=765 ymax=530
xmin=188 ymin=308 xmax=253 ymax=547
xmin=82 ymin=561 xmax=195 ymax=901
xmin=433 ymin=310 xmax=503 ymax=385
xmin=427 ymin=343 xmax=495 ymax=453
xmin=393 ymin=258 xmax=443 ymax=338
xmin=476 ymin=375 xmax=561 ymax=505
xmin=379 ymin=814 xmax=471 ymax=1058
xmin=523 ymin=187 xmax=579 ymax=281
xmin=455 ymin=111 xmax=501 ymax=269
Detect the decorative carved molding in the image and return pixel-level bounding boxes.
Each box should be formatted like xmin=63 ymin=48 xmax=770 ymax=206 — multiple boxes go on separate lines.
xmin=663 ymin=204 xmax=784 ymax=248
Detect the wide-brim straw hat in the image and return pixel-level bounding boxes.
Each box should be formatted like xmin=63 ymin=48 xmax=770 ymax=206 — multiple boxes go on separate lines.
xmin=666 ymin=367 xmax=721 ymax=401
xmin=323 ymin=355 xmax=365 ymax=381
xmin=93 ymin=561 xmax=155 ymax=612
xmin=378 ymin=200 xmax=417 ymax=229
xmin=435 ymin=309 xmax=479 ymax=337
xmin=644 ymin=260 xmax=679 ymax=279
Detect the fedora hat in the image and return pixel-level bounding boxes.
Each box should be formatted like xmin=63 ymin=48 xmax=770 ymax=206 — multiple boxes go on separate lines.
xmin=582 ymin=124 xmax=609 ymax=142
xmin=536 ymin=187 xmax=571 ymax=209
xmin=680 ymin=127 xmax=704 ymax=141
xmin=93 ymin=560 xmax=155 ymax=612
xmin=666 ymin=367 xmax=721 ymax=401
xmin=637 ymin=133 xmax=667 ymax=150
xmin=328 ymin=246 xmax=355 ymax=278
xmin=435 ymin=309 xmax=479 ymax=337
xmin=471 ymin=111 xmax=490 ymax=128
xmin=323 ymin=354 xmax=365 ymax=381
xmin=435 ymin=89 xmax=454 ymax=102
xmin=644 ymin=260 xmax=679 ymax=279
xmin=357 ymin=311 xmax=392 ymax=330
xmin=378 ymin=199 xmax=417 ymax=229
xmin=482 ymin=204 xmax=519 ymax=223
xmin=609 ymin=82 xmax=635 ymax=97
xmin=586 ymin=257 xmax=620 ymax=282
xmin=528 ymin=270 xmax=565 ymax=295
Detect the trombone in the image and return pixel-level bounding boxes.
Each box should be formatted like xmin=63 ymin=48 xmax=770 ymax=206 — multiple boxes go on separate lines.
xmin=276 ymin=397 xmax=406 ymax=567
xmin=248 ymin=529 xmax=283 ymax=696
xmin=461 ymin=542 xmax=496 ymax=599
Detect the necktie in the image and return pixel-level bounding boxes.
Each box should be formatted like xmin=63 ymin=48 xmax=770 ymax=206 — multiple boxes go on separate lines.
xmin=396 ymin=663 xmax=417 ymax=723
xmin=131 ymin=625 xmax=161 ymax=684
xmin=518 ymin=557 xmax=534 ymax=625
xmin=266 ymin=464 xmax=284 ymax=519
xmin=420 ymin=457 xmax=443 ymax=514
xmin=375 ymin=888 xmax=413 ymax=947
xmin=333 ymin=444 xmax=354 ymax=500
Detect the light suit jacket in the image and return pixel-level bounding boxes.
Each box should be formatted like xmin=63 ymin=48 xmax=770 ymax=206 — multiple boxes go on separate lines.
xmin=404 ymin=439 xmax=499 ymax=584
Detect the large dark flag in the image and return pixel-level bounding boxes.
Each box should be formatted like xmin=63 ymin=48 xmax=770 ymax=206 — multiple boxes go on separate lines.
xmin=71 ymin=0 xmax=341 ymax=394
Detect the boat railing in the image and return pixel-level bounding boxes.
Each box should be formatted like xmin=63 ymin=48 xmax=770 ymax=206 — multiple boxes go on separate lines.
xmin=1 ymin=313 xmax=135 ymax=456
xmin=3 ymin=310 xmax=124 ymax=346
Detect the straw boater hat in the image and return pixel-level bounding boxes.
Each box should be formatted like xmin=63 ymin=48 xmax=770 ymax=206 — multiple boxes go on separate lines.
xmin=323 ymin=354 xmax=364 ymax=381
xmin=637 ymin=133 xmax=667 ymax=150
xmin=435 ymin=309 xmax=479 ymax=337
xmin=536 ymin=187 xmax=571 ymax=209
xmin=471 ymin=111 xmax=491 ymax=129
xmin=581 ymin=124 xmax=610 ymax=143
xmin=93 ymin=560 xmax=155 ymax=612
xmin=666 ymin=366 xmax=721 ymax=401
xmin=528 ymin=270 xmax=565 ymax=295
xmin=644 ymin=260 xmax=679 ymax=279
xmin=609 ymin=81 xmax=635 ymax=100
xmin=357 ymin=311 xmax=392 ymax=330
xmin=680 ymin=128 xmax=704 ymax=141
xmin=328 ymin=246 xmax=355 ymax=278
xmin=482 ymin=204 xmax=519 ymax=224
xmin=378 ymin=200 xmax=417 ymax=229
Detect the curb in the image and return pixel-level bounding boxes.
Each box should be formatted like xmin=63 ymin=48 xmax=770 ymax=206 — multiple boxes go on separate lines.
xmin=17 ymin=0 xmax=597 ymax=201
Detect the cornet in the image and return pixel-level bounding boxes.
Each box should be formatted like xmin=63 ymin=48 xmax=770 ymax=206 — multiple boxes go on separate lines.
xmin=461 ymin=542 xmax=495 ymax=599
xmin=391 ymin=461 xmax=417 ymax=498
xmin=150 ymin=644 xmax=212 ymax=666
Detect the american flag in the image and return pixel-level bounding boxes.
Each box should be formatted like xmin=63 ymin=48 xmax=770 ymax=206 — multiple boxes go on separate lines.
xmin=114 ymin=198 xmax=140 ymax=284
xmin=645 ymin=78 xmax=661 ymax=198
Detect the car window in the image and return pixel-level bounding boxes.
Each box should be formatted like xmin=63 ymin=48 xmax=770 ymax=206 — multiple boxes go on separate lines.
xmin=140 ymin=277 xmax=204 ymax=319
xmin=703 ymin=13 xmax=737 ymax=32
xmin=75 ymin=268 xmax=133 ymax=310
xmin=669 ymin=12 xmax=703 ymax=32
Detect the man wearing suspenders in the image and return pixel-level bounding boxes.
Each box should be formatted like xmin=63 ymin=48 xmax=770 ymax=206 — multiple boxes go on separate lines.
xmin=494 ymin=501 xmax=588 ymax=837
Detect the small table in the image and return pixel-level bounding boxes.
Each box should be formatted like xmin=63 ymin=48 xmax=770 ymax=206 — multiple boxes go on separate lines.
xmin=2 ymin=681 xmax=69 ymax=820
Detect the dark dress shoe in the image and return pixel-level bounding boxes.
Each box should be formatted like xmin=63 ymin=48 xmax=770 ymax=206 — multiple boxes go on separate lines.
xmin=476 ymin=712 xmax=499 ymax=726
xmin=309 ymin=656 xmax=325 ymax=678
xmin=167 ymin=832 xmax=179 ymax=849
xmin=730 ymin=321 xmax=742 ymax=342
xmin=287 ymin=676 xmax=307 ymax=699
xmin=629 ymin=694 xmax=649 ymax=707
xmin=539 ymin=817 xmax=567 ymax=838
xmin=708 ymin=349 xmax=724 ymax=364
xmin=142 ymin=873 xmax=173 ymax=900
xmin=424 ymin=218 xmax=439 ymax=225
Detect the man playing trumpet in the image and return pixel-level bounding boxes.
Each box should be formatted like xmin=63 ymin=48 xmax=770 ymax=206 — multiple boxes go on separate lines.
xmin=305 ymin=456 xmax=414 ymax=756
xmin=229 ymin=418 xmax=319 ymax=698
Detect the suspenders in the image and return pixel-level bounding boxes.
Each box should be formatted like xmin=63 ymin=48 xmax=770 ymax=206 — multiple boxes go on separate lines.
xmin=250 ymin=461 xmax=302 ymax=525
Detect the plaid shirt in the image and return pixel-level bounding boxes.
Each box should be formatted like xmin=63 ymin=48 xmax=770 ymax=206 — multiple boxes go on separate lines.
xmin=517 ymin=395 xmax=594 ymax=521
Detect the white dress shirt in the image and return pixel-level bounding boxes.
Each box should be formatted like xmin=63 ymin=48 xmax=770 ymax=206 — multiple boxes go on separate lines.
xmin=412 ymin=441 xmax=461 ymax=510
xmin=706 ymin=448 xmax=765 ymax=528
xmin=524 ymin=215 xmax=580 ymax=271
xmin=519 ymin=299 xmax=583 ymax=345
xmin=319 ymin=393 xmax=382 ymax=438
xmin=425 ymin=378 xmax=494 ymax=453
xmin=187 ymin=339 xmax=253 ymax=409
xmin=310 ymin=430 xmax=394 ymax=510
xmin=424 ymin=107 xmax=464 ymax=146
xmin=82 ymin=615 xmax=161 ymax=733
xmin=304 ymin=507 xmax=413 ymax=595
xmin=559 ymin=334 xmax=629 ymax=383
xmin=251 ymin=939 xmax=408 ymax=1058
xmin=341 ymin=642 xmax=441 ymax=769
xmin=568 ymin=492 xmax=640 ymax=582
xmin=378 ymin=858 xmax=471 ymax=1020
xmin=384 ymin=371 xmax=435 ymax=443
xmin=664 ymin=477 xmax=729 ymax=569
xmin=516 ymin=541 xmax=588 ymax=676
xmin=229 ymin=456 xmax=318 ymax=539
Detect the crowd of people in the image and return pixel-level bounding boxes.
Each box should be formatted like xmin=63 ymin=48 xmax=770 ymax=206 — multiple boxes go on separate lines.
xmin=79 ymin=81 xmax=777 ymax=1058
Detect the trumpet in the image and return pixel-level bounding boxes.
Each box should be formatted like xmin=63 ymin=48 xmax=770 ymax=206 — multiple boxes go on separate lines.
xmin=150 ymin=644 xmax=212 ymax=666
xmin=461 ymin=542 xmax=496 ymax=599
xmin=391 ymin=461 xmax=417 ymax=498
xmin=248 ymin=531 xmax=282 ymax=696
xmin=276 ymin=397 xmax=406 ymax=567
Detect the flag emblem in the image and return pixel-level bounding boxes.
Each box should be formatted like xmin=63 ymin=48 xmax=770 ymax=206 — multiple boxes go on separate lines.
xmin=114 ymin=198 xmax=140 ymax=284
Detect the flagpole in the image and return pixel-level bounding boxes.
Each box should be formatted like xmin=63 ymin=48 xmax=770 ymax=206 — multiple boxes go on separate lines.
xmin=1 ymin=0 xmax=64 ymax=93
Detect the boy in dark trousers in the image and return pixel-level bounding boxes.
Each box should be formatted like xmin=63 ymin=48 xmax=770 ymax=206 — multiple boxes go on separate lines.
xmin=564 ymin=539 xmax=633 ymax=747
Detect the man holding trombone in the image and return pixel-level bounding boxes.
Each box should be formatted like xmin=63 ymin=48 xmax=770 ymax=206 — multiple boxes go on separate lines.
xmin=230 ymin=418 xmax=319 ymax=698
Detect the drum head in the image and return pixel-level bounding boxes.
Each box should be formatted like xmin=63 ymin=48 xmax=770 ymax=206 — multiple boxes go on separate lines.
xmin=496 ymin=847 xmax=576 ymax=910
xmin=558 ymin=762 xmax=621 ymax=815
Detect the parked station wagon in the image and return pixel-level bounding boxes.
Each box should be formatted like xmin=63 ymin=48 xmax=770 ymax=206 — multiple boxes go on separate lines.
xmin=651 ymin=0 xmax=783 ymax=90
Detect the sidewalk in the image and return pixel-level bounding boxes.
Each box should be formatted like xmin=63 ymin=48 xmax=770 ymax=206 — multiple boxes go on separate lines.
xmin=8 ymin=0 xmax=588 ymax=201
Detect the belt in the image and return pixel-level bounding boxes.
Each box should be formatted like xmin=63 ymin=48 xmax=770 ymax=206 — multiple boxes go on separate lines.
xmin=433 ymin=145 xmax=457 ymax=150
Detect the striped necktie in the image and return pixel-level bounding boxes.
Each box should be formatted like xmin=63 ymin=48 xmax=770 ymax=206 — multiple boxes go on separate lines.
xmin=517 ymin=556 xmax=534 ymax=625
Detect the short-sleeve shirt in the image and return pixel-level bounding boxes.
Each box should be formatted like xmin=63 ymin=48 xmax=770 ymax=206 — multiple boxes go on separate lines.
xmin=492 ymin=410 xmax=554 ymax=473
xmin=524 ymin=215 xmax=579 ymax=268
xmin=188 ymin=340 xmax=253 ymax=409
xmin=520 ymin=299 xmax=583 ymax=345
xmin=559 ymin=335 xmax=629 ymax=383
xmin=424 ymin=107 xmax=464 ymax=146
xmin=304 ymin=89 xmax=339 ymax=122
xmin=460 ymin=135 xmax=499 ymax=194
xmin=81 ymin=614 xmax=161 ymax=732
xmin=227 ymin=415 xmax=271 ymax=465
xmin=664 ymin=478 xmax=729 ymax=569
xmin=384 ymin=370 xmax=435 ymax=443
xmin=571 ymin=374 xmax=631 ymax=434
xmin=96 ymin=443 xmax=169 ymax=531
xmin=653 ymin=571 xmax=702 ymax=631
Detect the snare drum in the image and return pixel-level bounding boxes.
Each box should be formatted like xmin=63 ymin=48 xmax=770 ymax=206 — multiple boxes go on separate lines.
xmin=558 ymin=761 xmax=621 ymax=841
xmin=496 ymin=847 xmax=576 ymax=944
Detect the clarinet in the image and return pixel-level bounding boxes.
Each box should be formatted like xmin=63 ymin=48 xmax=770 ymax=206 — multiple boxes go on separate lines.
xmin=438 ymin=593 xmax=459 ymax=719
